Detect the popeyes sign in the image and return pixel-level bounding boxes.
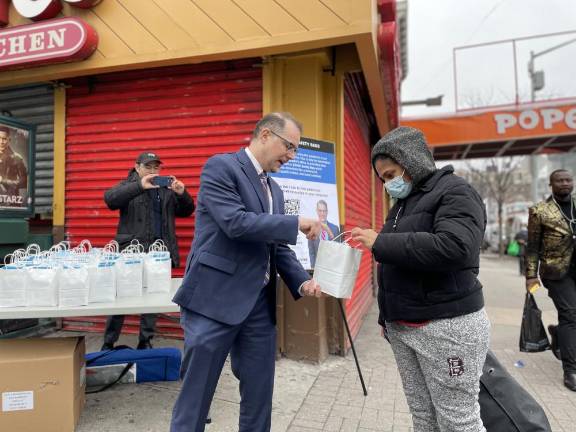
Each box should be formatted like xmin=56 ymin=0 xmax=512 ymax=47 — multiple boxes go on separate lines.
xmin=0 ymin=0 xmax=100 ymax=70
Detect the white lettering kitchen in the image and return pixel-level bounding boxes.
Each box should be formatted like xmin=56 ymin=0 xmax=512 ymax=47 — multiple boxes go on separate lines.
xmin=0 ymin=28 xmax=66 ymax=57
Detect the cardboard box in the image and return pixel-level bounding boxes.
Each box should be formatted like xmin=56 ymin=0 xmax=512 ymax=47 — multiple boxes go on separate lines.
xmin=0 ymin=337 xmax=85 ymax=432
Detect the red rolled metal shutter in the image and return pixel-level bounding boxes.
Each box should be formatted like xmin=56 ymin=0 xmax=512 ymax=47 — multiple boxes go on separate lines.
xmin=62 ymin=59 xmax=262 ymax=337
xmin=343 ymin=75 xmax=375 ymax=341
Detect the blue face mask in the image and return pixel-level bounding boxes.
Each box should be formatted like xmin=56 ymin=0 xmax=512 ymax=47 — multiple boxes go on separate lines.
xmin=384 ymin=170 xmax=412 ymax=199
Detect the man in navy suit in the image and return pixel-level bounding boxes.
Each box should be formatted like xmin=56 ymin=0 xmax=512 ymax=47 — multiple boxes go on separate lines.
xmin=171 ymin=112 xmax=324 ymax=432
xmin=308 ymin=199 xmax=341 ymax=268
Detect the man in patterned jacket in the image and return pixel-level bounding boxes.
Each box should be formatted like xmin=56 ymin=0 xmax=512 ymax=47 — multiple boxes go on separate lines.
xmin=526 ymin=169 xmax=576 ymax=391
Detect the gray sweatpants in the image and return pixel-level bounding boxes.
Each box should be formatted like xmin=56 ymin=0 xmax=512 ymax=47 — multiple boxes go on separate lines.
xmin=386 ymin=308 xmax=490 ymax=432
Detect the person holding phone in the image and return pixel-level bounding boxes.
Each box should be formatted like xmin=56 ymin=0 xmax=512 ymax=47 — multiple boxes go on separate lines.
xmin=101 ymin=151 xmax=195 ymax=350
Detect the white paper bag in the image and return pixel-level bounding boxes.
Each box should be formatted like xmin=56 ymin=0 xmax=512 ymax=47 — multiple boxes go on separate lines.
xmin=116 ymin=247 xmax=144 ymax=298
xmin=26 ymin=265 xmax=59 ymax=307
xmin=144 ymin=240 xmax=171 ymax=293
xmin=145 ymin=253 xmax=171 ymax=293
xmin=59 ymin=265 xmax=90 ymax=307
xmin=0 ymin=265 xmax=27 ymax=308
xmin=88 ymin=259 xmax=117 ymax=303
xmin=313 ymin=234 xmax=362 ymax=299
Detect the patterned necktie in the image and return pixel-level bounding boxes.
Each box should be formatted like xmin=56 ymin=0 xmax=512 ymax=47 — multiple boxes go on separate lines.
xmin=259 ymin=172 xmax=271 ymax=213
xmin=259 ymin=172 xmax=271 ymax=286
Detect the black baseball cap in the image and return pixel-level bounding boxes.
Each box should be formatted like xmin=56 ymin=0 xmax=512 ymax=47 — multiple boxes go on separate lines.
xmin=136 ymin=152 xmax=162 ymax=165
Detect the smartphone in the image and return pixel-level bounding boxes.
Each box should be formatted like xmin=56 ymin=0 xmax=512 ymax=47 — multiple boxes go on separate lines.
xmin=152 ymin=176 xmax=173 ymax=188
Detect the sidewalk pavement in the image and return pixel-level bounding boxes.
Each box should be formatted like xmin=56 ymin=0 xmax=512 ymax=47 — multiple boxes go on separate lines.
xmin=72 ymin=254 xmax=576 ymax=432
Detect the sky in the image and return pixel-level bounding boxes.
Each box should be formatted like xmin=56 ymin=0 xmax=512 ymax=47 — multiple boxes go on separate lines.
xmin=400 ymin=0 xmax=576 ymax=118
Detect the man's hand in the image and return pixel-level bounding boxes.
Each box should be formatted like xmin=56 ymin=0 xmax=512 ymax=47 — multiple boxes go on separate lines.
xmin=299 ymin=217 xmax=322 ymax=240
xmin=526 ymin=277 xmax=540 ymax=293
xmin=141 ymin=174 xmax=159 ymax=190
xmin=351 ymin=227 xmax=378 ymax=250
xmin=170 ymin=176 xmax=186 ymax=195
xmin=301 ymin=279 xmax=323 ymax=297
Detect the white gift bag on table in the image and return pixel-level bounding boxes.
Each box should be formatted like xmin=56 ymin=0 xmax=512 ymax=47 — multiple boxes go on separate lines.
xmin=58 ymin=243 xmax=91 ymax=307
xmin=116 ymin=242 xmax=144 ymax=298
xmin=26 ymin=253 xmax=59 ymax=307
xmin=88 ymin=241 xmax=118 ymax=303
xmin=0 ymin=253 xmax=27 ymax=308
xmin=313 ymin=231 xmax=363 ymax=299
xmin=59 ymin=263 xmax=89 ymax=307
xmin=144 ymin=240 xmax=172 ymax=293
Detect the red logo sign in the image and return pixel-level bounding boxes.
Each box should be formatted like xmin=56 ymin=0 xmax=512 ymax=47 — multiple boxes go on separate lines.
xmin=0 ymin=17 xmax=98 ymax=70
xmin=1 ymin=0 xmax=102 ymax=27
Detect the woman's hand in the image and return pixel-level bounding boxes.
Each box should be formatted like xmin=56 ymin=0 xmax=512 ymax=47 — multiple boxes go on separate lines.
xmin=351 ymin=227 xmax=378 ymax=250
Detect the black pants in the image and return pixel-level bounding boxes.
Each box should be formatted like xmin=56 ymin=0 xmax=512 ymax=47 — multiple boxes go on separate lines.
xmin=103 ymin=314 xmax=158 ymax=344
xmin=518 ymin=255 xmax=526 ymax=276
xmin=543 ymin=273 xmax=576 ymax=373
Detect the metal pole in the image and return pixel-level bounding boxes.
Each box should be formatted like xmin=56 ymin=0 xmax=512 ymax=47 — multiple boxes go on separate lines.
xmin=512 ymin=41 xmax=519 ymax=106
xmin=528 ymin=51 xmax=535 ymax=102
xmin=338 ymin=299 xmax=368 ymax=396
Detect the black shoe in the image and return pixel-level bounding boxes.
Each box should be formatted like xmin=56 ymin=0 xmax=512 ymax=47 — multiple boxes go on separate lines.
xmin=548 ymin=325 xmax=561 ymax=360
xmin=101 ymin=342 xmax=114 ymax=351
xmin=564 ymin=373 xmax=576 ymax=391
xmin=137 ymin=340 xmax=153 ymax=350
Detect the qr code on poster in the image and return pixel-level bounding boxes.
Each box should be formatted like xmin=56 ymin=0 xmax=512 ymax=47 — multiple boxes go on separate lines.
xmin=284 ymin=199 xmax=300 ymax=216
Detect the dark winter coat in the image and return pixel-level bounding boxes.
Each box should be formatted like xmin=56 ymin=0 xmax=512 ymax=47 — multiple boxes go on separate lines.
xmin=373 ymin=165 xmax=487 ymax=324
xmin=104 ymin=169 xmax=195 ymax=267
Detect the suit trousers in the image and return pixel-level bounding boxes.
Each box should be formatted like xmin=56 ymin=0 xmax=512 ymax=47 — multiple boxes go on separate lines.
xmin=170 ymin=288 xmax=276 ymax=432
xmin=543 ymin=272 xmax=576 ymax=373
xmin=103 ymin=314 xmax=157 ymax=344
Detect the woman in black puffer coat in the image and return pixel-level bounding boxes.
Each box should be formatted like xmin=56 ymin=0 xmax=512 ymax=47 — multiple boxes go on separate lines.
xmin=352 ymin=126 xmax=490 ymax=432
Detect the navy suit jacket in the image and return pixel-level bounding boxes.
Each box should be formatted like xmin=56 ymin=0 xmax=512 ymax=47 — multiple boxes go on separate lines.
xmin=172 ymin=149 xmax=310 ymax=325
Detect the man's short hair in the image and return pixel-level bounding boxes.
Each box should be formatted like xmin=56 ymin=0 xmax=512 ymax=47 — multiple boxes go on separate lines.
xmin=0 ymin=125 xmax=10 ymax=135
xmin=549 ymin=169 xmax=571 ymax=183
xmin=316 ymin=199 xmax=328 ymax=209
xmin=252 ymin=112 xmax=303 ymax=138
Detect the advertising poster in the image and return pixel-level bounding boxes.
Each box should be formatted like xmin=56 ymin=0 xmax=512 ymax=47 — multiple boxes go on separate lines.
xmin=271 ymin=137 xmax=340 ymax=270
xmin=0 ymin=116 xmax=35 ymax=216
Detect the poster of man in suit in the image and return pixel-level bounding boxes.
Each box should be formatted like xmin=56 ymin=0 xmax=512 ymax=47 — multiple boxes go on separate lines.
xmin=271 ymin=137 xmax=341 ymax=270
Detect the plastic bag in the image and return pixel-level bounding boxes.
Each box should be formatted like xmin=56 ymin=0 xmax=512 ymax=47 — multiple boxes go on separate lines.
xmin=507 ymin=240 xmax=520 ymax=257
xmin=519 ymin=293 xmax=550 ymax=352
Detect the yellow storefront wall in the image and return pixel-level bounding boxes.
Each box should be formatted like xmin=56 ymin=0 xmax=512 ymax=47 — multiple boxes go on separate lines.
xmin=1 ymin=1 xmax=395 ymax=360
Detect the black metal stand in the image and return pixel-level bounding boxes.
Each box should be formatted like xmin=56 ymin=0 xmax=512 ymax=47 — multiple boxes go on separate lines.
xmin=337 ymin=299 xmax=368 ymax=396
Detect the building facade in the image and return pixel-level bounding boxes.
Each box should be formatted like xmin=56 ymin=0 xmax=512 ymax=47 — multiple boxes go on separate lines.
xmin=0 ymin=0 xmax=404 ymax=360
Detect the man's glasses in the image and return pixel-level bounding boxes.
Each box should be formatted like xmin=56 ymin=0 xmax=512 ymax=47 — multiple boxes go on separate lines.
xmin=269 ymin=129 xmax=299 ymax=154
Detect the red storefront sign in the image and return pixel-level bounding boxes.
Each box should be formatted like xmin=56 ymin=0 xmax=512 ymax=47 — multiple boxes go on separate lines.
xmin=0 ymin=17 xmax=98 ymax=70
xmin=0 ymin=0 xmax=102 ymax=26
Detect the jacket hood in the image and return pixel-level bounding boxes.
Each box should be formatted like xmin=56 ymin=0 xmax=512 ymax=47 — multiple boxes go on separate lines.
xmin=371 ymin=126 xmax=437 ymax=186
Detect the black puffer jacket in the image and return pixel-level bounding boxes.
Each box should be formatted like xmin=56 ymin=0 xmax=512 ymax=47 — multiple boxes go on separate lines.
xmin=373 ymin=165 xmax=486 ymax=324
xmin=104 ymin=169 xmax=195 ymax=267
